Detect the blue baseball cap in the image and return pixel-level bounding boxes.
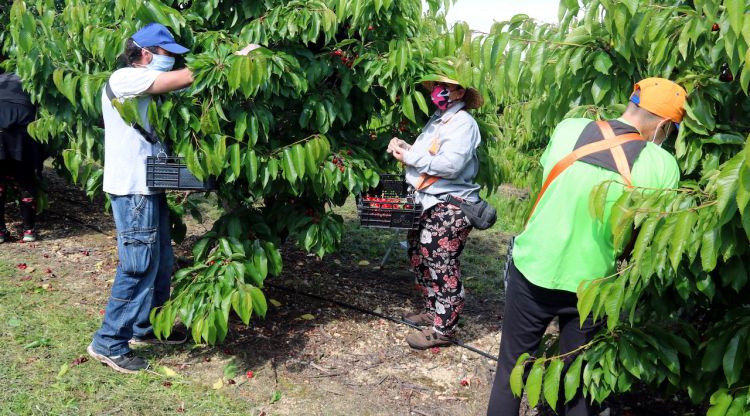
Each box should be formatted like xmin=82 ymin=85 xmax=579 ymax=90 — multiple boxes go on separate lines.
xmin=131 ymin=23 xmax=189 ymax=55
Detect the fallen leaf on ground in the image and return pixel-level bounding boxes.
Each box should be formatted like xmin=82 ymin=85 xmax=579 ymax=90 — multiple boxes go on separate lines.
xmin=158 ymin=365 xmax=179 ymax=377
xmin=269 ymin=299 xmax=282 ymax=307
xmin=270 ymin=390 xmax=282 ymax=404
xmin=57 ymin=363 xmax=69 ymax=378
xmin=357 ymin=260 xmax=370 ymax=266
xmin=212 ymin=378 xmax=224 ymax=389
xmin=299 ymin=314 xmax=315 ymax=320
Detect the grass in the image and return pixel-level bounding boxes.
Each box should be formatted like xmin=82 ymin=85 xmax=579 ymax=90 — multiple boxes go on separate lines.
xmin=0 ymin=185 xmax=524 ymax=414
xmin=0 ymin=260 xmax=253 ymax=416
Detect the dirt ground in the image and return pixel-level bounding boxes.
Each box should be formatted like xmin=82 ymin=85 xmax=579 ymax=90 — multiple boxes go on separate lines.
xmin=1 ymin=170 xmax=506 ymax=416
xmin=1 ymin=170 xmax=706 ymax=416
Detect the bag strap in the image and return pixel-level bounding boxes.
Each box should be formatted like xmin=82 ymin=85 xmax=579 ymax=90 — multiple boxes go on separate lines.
xmin=104 ymin=81 xmax=159 ymax=144
xmin=526 ymin=120 xmax=645 ymax=222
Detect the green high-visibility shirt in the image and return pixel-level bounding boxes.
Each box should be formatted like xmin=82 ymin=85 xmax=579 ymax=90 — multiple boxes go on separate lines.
xmin=512 ymin=118 xmax=680 ymax=293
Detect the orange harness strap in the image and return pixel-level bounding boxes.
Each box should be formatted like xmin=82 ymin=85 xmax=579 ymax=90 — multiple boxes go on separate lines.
xmin=526 ymin=120 xmax=645 ymax=222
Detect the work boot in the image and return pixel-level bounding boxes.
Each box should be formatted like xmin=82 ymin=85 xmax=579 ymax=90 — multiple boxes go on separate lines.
xmin=406 ymin=328 xmax=454 ymax=350
xmin=402 ymin=311 xmax=434 ymax=327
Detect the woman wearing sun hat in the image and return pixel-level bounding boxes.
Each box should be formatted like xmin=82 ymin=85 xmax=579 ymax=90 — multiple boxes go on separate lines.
xmin=387 ymin=75 xmax=484 ymax=349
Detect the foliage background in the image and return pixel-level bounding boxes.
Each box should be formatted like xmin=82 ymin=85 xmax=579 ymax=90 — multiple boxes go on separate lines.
xmin=4 ymin=0 xmax=750 ymax=413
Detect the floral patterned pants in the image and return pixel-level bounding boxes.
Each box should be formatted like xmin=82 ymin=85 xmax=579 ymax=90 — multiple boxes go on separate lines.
xmin=407 ymin=203 xmax=473 ymax=336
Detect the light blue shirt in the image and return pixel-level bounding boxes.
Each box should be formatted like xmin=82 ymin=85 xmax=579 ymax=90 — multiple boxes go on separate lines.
xmin=403 ymin=102 xmax=482 ymax=211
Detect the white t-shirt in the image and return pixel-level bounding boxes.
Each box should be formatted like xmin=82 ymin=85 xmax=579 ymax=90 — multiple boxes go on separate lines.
xmin=101 ymin=67 xmax=165 ymax=195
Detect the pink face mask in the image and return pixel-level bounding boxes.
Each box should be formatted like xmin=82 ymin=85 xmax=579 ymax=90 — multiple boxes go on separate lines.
xmin=430 ymin=85 xmax=451 ymax=110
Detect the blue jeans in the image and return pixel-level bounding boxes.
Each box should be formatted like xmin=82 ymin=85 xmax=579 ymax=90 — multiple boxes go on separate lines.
xmin=91 ymin=193 xmax=174 ymax=356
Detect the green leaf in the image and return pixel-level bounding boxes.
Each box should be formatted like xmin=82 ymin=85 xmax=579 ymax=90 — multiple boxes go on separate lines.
xmin=668 ymin=210 xmax=697 ymax=271
xmin=510 ymin=353 xmax=530 ymax=397
xmin=725 ymin=0 xmax=744 ymax=35
xmin=723 ymin=329 xmax=747 ymax=386
xmin=249 ymin=286 xmax=267 ymax=318
xmin=543 ymin=359 xmax=565 ymax=410
xmin=703 ymin=334 xmax=730 ymax=372
xmin=707 ymin=388 xmax=733 ymax=416
xmin=192 ymin=237 xmax=213 ymax=261
xmin=413 ymin=91 xmax=429 ymax=116
xmin=564 ymin=355 xmax=583 ymax=404
xmin=402 ymin=93 xmax=416 ymax=123
xmin=700 ymin=226 xmax=720 ymax=272
xmin=282 ymin=148 xmax=298 ymax=183
xmin=577 ymin=280 xmax=600 ymax=326
xmin=588 ymin=181 xmax=610 ymax=221
xmin=593 ymin=53 xmax=613 ymax=74
xmin=591 ymin=77 xmax=611 ymax=105
xmin=526 ymin=358 xmax=545 ymax=408
xmin=228 ymin=143 xmax=241 ymax=180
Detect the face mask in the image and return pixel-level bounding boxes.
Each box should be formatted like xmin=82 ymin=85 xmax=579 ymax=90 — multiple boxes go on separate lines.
xmin=430 ymin=85 xmax=451 ymax=111
xmin=146 ymin=51 xmax=175 ymax=72
xmin=651 ymin=119 xmax=670 ymax=145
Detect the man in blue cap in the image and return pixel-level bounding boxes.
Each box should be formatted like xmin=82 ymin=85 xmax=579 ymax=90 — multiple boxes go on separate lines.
xmin=88 ymin=23 xmax=258 ymax=373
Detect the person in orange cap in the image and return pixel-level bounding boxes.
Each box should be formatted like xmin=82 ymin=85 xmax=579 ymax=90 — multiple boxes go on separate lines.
xmin=486 ymin=78 xmax=687 ymax=415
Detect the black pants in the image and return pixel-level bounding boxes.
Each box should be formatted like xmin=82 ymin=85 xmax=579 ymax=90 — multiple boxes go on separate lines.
xmin=0 ymin=160 xmax=36 ymax=231
xmin=487 ymin=260 xmax=603 ymax=416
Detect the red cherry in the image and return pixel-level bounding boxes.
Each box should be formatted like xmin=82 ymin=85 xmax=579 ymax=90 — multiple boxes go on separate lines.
xmin=368 ymin=25 xmax=374 ymax=30
xmin=711 ymin=23 xmax=720 ymax=31
xmin=460 ymin=378 xmax=469 ymax=387
xmin=382 ymin=204 xmax=392 ymax=209
xmin=246 ymin=370 xmax=254 ymax=379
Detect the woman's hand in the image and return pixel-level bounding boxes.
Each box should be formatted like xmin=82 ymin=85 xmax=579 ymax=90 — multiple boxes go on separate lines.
xmin=389 ymin=145 xmax=408 ymax=162
xmin=387 ymin=137 xmax=410 ymax=153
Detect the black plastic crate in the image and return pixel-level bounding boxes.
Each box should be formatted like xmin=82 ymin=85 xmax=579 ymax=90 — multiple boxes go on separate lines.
xmin=146 ymin=156 xmax=216 ymax=191
xmin=356 ymin=174 xmax=422 ymax=230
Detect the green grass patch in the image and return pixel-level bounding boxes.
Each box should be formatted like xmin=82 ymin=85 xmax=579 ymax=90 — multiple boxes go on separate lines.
xmin=0 ymin=260 xmax=253 ymax=416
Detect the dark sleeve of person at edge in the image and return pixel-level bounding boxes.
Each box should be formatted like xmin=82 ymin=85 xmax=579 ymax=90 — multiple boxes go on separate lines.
xmin=0 ymin=72 xmax=42 ymax=172
xmin=0 ymin=72 xmax=43 ymax=234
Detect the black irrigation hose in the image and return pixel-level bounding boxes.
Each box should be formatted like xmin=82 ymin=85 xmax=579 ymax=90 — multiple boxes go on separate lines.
xmin=265 ymin=282 xmax=499 ymax=362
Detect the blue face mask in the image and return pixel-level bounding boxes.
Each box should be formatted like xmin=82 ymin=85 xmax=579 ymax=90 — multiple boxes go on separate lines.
xmin=146 ymin=52 xmax=175 ymax=72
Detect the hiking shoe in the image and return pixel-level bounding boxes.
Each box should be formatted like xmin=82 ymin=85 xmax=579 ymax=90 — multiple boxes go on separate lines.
xmin=0 ymin=229 xmax=7 ymax=244
xmin=402 ymin=311 xmax=435 ymax=327
xmin=22 ymin=229 xmax=37 ymax=242
xmin=130 ymin=326 xmax=188 ymax=346
xmin=406 ymin=328 xmax=454 ymax=350
xmin=87 ymin=343 xmax=149 ymax=374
